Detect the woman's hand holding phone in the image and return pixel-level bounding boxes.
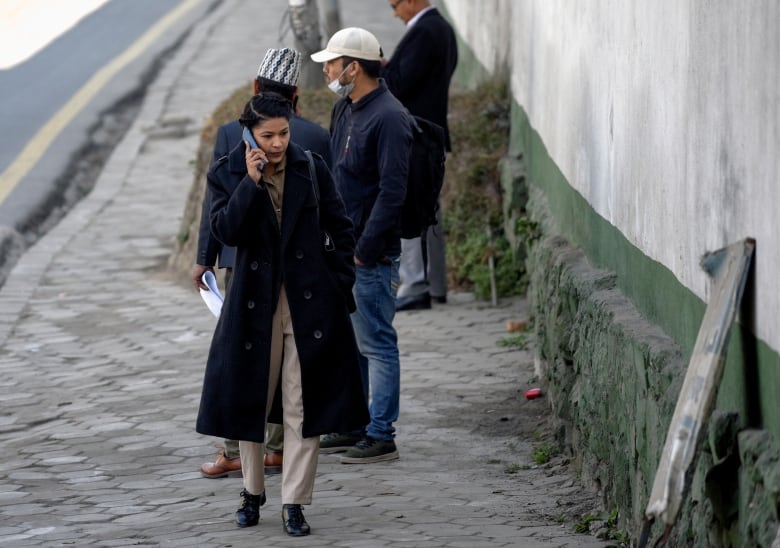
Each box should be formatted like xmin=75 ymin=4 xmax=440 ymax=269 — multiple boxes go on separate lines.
xmin=243 ymin=126 xmax=268 ymax=182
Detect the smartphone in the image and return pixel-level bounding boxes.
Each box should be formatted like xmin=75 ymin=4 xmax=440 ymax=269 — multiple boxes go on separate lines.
xmin=242 ymin=126 xmax=266 ymax=171
xmin=243 ymin=126 xmax=259 ymax=149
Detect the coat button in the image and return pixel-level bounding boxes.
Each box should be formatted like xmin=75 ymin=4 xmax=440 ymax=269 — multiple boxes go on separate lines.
xmin=247 ymin=300 xmax=255 ymax=309
xmin=303 ymin=290 xmax=312 ymax=300
xmin=245 ymin=342 xmax=253 ymax=350
xmin=250 ymin=261 xmax=259 ymax=270
xmin=313 ymin=330 xmax=323 ymax=340
xmin=295 ymin=249 xmax=304 ymax=259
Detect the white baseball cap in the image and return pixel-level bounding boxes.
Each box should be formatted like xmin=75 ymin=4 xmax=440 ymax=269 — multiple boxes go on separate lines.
xmin=310 ymin=27 xmax=382 ymax=62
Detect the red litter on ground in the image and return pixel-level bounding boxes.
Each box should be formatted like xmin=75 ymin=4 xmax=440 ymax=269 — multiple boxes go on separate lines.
xmin=525 ymin=388 xmax=542 ymax=400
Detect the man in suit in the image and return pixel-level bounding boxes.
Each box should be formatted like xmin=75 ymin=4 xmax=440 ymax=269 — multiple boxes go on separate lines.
xmin=194 ymin=47 xmax=331 ymax=480
xmin=382 ymin=0 xmax=458 ymax=311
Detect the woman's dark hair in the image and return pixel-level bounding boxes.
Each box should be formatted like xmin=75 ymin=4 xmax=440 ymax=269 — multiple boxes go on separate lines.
xmin=255 ymin=78 xmax=299 ymax=110
xmin=341 ymin=56 xmax=381 ymax=79
xmin=239 ymin=92 xmax=293 ymax=128
xmin=254 ymin=77 xmax=296 ymax=100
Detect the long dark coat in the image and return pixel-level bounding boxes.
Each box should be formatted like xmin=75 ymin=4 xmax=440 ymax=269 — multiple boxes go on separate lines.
xmin=196 ymin=140 xmax=369 ymax=443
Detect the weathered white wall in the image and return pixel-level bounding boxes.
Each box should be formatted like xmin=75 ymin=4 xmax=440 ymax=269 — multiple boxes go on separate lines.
xmin=445 ymin=0 xmax=780 ymax=352
xmin=444 ymin=0 xmax=511 ymax=75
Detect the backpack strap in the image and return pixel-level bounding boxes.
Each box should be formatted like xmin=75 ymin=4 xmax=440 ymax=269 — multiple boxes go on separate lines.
xmin=305 ymin=149 xmax=319 ymax=213
xmin=305 ymin=150 xmax=335 ymax=252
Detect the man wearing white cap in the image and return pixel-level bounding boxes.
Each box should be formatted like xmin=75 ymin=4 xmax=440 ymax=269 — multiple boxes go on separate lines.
xmin=311 ymin=28 xmax=413 ymax=463
xmin=194 ymin=47 xmax=331 ymax=480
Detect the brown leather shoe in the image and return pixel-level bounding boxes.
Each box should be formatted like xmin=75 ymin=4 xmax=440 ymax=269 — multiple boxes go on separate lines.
xmin=264 ymin=451 xmax=283 ymax=475
xmin=200 ymin=451 xmax=242 ymax=479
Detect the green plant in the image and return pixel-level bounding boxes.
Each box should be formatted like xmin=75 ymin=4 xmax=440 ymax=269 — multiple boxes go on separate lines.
xmin=515 ymin=215 xmax=541 ymax=243
xmin=504 ymin=463 xmax=521 ymax=474
xmin=570 ymin=508 xmax=629 ymax=544
xmin=574 ymin=514 xmax=600 ymax=534
xmin=605 ymin=507 xmax=630 ymax=546
xmin=605 ymin=507 xmax=618 ymax=528
xmin=448 ymin=228 xmax=524 ymax=300
xmin=441 ymin=81 xmax=525 ymax=298
xmin=610 ymin=528 xmax=630 ymax=546
xmin=497 ymin=334 xmax=527 ymax=349
xmin=532 ymin=443 xmax=558 ymax=464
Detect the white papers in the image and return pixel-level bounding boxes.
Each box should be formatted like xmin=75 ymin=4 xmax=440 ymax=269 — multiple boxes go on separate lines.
xmin=199 ymin=271 xmax=224 ymax=318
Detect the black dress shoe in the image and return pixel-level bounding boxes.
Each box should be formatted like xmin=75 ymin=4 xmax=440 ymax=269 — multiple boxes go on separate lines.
xmin=282 ymin=504 xmax=311 ymax=536
xmin=235 ymin=488 xmax=266 ymax=528
xmin=432 ymin=294 xmax=447 ymax=304
xmin=396 ymin=292 xmax=431 ymax=311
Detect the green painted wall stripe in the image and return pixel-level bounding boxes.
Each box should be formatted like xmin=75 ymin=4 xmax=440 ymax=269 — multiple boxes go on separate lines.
xmin=509 ymin=99 xmax=780 ymax=439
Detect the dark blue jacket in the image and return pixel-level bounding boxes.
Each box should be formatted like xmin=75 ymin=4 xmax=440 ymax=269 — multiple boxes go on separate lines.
xmin=382 ymin=7 xmax=457 ymax=151
xmin=329 ymin=81 xmax=412 ymax=265
xmin=196 ymin=115 xmax=331 ymax=269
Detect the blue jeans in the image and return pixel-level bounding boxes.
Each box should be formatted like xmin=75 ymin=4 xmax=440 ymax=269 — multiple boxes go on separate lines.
xmin=350 ymin=257 xmax=400 ymax=441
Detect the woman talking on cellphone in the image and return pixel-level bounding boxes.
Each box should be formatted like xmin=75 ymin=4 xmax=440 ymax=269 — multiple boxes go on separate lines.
xmin=195 ymin=92 xmax=368 ymax=537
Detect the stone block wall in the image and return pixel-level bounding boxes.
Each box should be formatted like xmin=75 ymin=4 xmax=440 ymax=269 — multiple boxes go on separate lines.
xmin=524 ymin=183 xmax=780 ymax=545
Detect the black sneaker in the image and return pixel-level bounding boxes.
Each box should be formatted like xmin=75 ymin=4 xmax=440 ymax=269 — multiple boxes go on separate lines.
xmin=340 ymin=436 xmax=399 ymax=464
xmin=282 ymin=504 xmax=311 ymax=536
xmin=235 ymin=488 xmax=266 ymax=528
xmin=319 ymin=432 xmax=362 ymax=454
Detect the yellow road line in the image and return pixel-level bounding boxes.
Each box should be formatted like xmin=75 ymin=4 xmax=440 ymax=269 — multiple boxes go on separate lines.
xmin=0 ymin=0 xmax=202 ymax=203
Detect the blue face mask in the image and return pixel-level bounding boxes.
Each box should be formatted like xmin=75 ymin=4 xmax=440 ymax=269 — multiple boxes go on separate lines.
xmin=328 ymin=62 xmax=355 ymax=98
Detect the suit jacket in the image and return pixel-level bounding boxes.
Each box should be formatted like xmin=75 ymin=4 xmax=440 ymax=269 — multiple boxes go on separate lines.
xmin=382 ymin=7 xmax=458 ymax=150
xmin=196 ymin=115 xmax=331 ymax=269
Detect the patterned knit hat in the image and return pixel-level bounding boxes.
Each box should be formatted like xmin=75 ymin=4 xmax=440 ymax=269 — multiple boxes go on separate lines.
xmin=256 ymin=47 xmax=302 ymax=87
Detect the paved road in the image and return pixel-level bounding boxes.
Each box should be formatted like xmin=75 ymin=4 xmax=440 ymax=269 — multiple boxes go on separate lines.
xmin=0 ymin=1 xmax=609 ymax=546
xmin=0 ymin=0 xmax=211 ymax=274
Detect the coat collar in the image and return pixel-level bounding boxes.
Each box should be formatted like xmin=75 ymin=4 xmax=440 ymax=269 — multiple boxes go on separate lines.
xmin=349 ymin=79 xmax=390 ymax=112
xmin=407 ymin=6 xmax=436 ymax=28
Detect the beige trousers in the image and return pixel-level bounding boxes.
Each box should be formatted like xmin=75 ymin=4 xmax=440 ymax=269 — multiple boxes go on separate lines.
xmin=239 ymin=286 xmax=319 ymax=504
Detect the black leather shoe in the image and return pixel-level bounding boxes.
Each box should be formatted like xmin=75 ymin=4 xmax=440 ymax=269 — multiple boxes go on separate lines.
xmin=282 ymin=504 xmax=311 ymax=536
xmin=396 ymin=292 xmax=431 ymax=311
xmin=235 ymin=488 xmax=266 ymax=528
xmin=432 ymin=294 xmax=447 ymax=304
